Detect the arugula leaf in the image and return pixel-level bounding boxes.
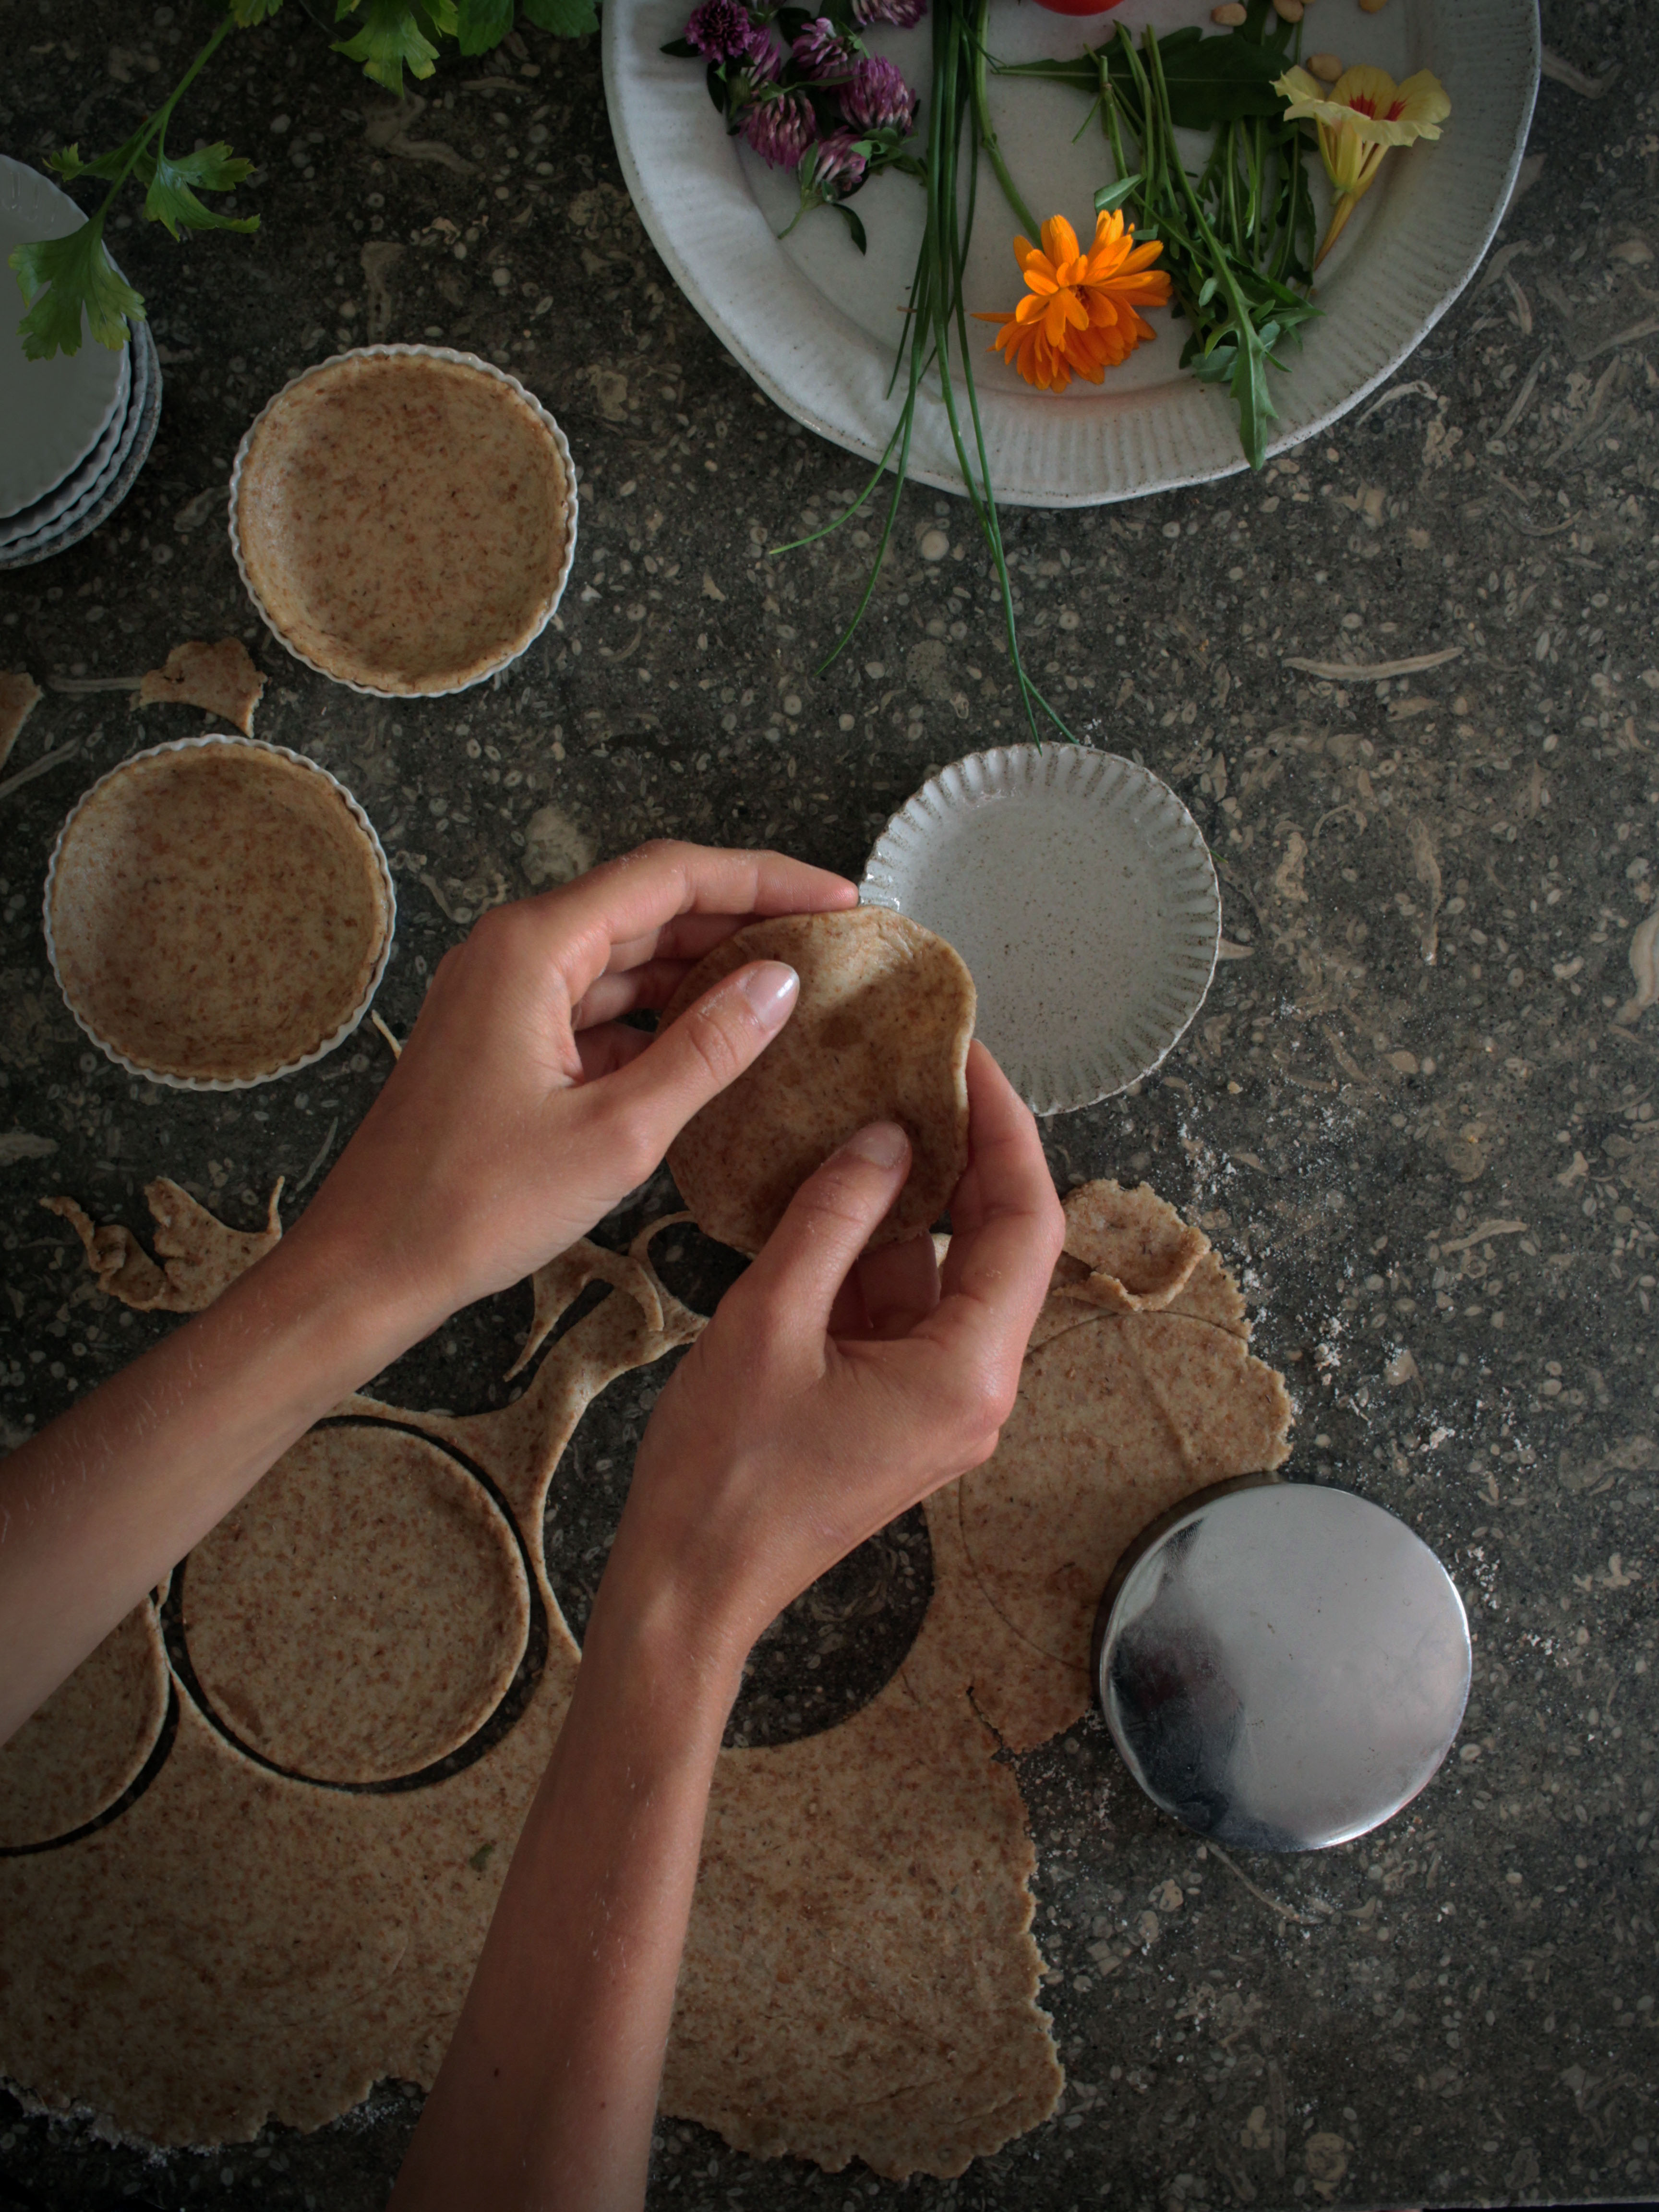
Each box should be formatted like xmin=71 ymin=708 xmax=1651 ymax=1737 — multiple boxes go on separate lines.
xmin=10 ymin=224 xmax=144 ymax=359
xmin=521 ymin=0 xmax=600 ymax=36
xmin=140 ymin=141 xmax=258 ymax=238
xmin=455 ymin=0 xmax=514 ymax=53
xmin=1093 ymin=172 xmax=1142 ymax=214
xmin=230 ymin=0 xmax=287 ymax=21
xmin=333 ymin=0 xmax=457 ymax=94
xmin=1001 ymin=27 xmax=1283 ymax=132
xmin=1127 ymin=29 xmax=1283 ymax=130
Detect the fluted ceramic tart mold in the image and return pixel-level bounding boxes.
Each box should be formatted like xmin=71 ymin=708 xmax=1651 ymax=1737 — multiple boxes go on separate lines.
xmin=229 ymin=344 xmax=579 ymax=697
xmin=862 ymin=745 xmax=1220 ymax=1115
xmin=44 ymin=735 xmax=397 ymax=1092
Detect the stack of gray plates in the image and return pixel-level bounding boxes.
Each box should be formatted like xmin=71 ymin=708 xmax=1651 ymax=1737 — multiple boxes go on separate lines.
xmin=0 ymin=154 xmax=163 ymax=574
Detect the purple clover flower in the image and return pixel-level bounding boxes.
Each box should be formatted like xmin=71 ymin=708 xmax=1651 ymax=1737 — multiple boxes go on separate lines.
xmin=684 ymin=0 xmax=761 ymax=63
xmin=791 ymin=16 xmax=859 ymax=81
xmin=841 ymin=54 xmax=917 ymax=132
xmin=805 ymin=129 xmax=869 ymax=200
xmin=742 ymin=89 xmax=818 ymax=168
xmin=850 ymin=0 xmax=926 ymax=27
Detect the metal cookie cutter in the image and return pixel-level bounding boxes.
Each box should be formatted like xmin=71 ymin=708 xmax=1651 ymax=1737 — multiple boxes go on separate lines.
xmin=1092 ymin=1478 xmax=1471 ymax=1852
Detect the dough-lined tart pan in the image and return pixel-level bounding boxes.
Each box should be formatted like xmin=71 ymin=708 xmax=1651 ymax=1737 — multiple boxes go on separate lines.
xmin=229 ymin=345 xmax=579 ymax=698
xmin=44 ymin=736 xmax=396 ymax=1091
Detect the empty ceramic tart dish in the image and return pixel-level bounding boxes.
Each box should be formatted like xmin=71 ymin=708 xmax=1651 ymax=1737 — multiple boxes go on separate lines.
xmin=229 ymin=345 xmax=579 ymax=697
xmin=861 ymin=745 xmax=1220 ymax=1116
xmin=45 ymin=737 xmax=396 ymax=1089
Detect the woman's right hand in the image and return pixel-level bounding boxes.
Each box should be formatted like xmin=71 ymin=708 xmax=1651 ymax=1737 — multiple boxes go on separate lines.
xmin=607 ymin=1041 xmax=1065 ymax=1670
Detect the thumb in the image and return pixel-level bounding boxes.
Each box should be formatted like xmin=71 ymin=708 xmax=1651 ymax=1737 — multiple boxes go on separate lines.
xmin=595 ymin=958 xmax=799 ymax=1161
xmin=739 ymin=1122 xmax=912 ymax=1335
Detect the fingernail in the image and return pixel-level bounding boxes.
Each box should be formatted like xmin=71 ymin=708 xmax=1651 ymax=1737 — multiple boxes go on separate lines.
xmin=737 ymin=961 xmax=798 ymax=1029
xmin=844 ymin=1121 xmax=909 ymax=1169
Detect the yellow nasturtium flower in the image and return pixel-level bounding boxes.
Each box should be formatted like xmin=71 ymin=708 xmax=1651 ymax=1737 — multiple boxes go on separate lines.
xmin=1274 ymin=63 xmax=1451 ymax=268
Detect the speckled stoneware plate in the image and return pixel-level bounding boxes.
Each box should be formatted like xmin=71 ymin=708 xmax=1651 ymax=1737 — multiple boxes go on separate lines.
xmin=605 ymin=0 xmax=1539 ymax=502
xmin=228 ymin=343 xmax=579 ymax=699
xmin=43 ymin=735 xmax=397 ymax=1093
xmin=0 ymin=155 xmax=130 ymax=519
xmin=0 ymin=320 xmax=162 ymax=572
xmin=0 ymin=342 xmax=127 ymax=545
xmin=861 ymin=745 xmax=1219 ymax=1114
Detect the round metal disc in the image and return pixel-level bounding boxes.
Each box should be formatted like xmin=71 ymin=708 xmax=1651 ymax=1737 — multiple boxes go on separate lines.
xmin=1093 ymin=1481 xmax=1471 ymax=1853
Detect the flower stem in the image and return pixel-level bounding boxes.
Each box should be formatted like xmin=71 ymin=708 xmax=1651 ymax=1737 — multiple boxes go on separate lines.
xmin=969 ymin=0 xmax=1039 ymax=237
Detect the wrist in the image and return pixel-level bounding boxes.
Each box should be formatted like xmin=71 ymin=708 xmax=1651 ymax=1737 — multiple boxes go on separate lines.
xmin=589 ymin=1519 xmax=753 ymax=1722
xmin=261 ymin=1202 xmax=454 ymax=1385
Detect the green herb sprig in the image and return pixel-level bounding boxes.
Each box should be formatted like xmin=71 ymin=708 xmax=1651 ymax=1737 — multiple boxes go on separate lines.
xmin=12 ymin=0 xmax=601 ymax=361
xmin=775 ymin=0 xmax=1070 ymax=743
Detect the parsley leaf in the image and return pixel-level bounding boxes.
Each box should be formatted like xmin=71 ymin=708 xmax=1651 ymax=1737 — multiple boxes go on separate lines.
xmin=333 ymin=0 xmax=458 ymax=95
xmin=48 ymin=139 xmax=141 ymax=186
xmin=139 ymin=141 xmax=259 ymax=239
xmin=454 ymin=0 xmax=514 ymax=54
xmin=521 ymin=0 xmax=600 ymax=37
xmin=10 ymin=223 xmax=144 ymax=359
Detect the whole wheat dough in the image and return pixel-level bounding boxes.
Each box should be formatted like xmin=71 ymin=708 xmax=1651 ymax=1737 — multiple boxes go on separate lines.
xmin=663 ymin=907 xmax=974 ymax=1254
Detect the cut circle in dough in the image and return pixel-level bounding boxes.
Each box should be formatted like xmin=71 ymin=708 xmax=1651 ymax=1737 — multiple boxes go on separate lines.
xmin=180 ymin=1423 xmax=530 ymax=1786
xmin=0 ymin=1603 xmax=169 ymax=1851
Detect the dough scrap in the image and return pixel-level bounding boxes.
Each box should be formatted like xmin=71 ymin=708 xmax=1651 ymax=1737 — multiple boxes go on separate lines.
xmin=43 ymin=1179 xmax=283 ymax=1312
xmin=0 ymin=670 xmax=42 ymax=774
xmin=1051 ymin=1178 xmax=1208 ymax=1313
xmin=136 ymin=640 xmax=266 ymax=737
xmin=664 ymin=908 xmax=974 ymax=1254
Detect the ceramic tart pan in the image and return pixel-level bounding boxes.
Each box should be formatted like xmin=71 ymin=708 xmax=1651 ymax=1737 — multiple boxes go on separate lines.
xmin=44 ymin=735 xmax=397 ymax=1090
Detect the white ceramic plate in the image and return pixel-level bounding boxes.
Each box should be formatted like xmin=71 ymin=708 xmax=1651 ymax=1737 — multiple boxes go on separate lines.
xmin=861 ymin=745 xmax=1219 ymax=1114
xmin=0 ymin=156 xmax=130 ymax=519
xmin=0 ymin=344 xmax=128 ymax=548
xmin=606 ymin=0 xmax=1539 ymax=502
xmin=0 ymin=319 xmax=161 ymax=572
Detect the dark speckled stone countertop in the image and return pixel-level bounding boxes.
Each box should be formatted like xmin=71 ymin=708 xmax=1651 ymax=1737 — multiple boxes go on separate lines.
xmin=1 ymin=0 xmax=1656 ymax=2206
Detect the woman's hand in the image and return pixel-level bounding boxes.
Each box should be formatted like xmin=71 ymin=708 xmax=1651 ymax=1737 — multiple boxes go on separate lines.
xmin=289 ymin=840 xmax=855 ymax=1340
xmin=610 ymin=1041 xmax=1066 ymax=1665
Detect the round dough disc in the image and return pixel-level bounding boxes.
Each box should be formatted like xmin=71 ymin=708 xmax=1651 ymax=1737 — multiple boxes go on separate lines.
xmin=182 ymin=1424 xmax=529 ymax=1785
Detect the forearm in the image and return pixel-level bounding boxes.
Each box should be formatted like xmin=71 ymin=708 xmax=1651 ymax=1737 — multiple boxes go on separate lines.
xmin=391 ymin=1546 xmax=742 ymax=2212
xmin=0 ymin=1216 xmax=436 ymax=1742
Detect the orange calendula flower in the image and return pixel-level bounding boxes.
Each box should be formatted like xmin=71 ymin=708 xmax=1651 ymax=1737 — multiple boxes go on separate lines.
xmin=1274 ymin=63 xmax=1450 ymax=268
xmin=974 ymin=209 xmax=1172 ymax=394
